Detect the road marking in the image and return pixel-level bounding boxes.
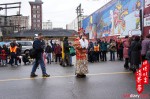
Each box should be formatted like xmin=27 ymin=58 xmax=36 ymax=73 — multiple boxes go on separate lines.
xmin=0 ymin=72 xmax=132 ymax=82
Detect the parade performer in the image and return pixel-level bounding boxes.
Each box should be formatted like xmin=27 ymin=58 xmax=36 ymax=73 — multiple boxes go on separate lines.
xmin=74 ymin=28 xmax=88 ymax=78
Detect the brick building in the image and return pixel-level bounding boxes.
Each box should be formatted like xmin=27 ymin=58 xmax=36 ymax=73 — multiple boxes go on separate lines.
xmin=29 ymin=0 xmax=43 ymax=30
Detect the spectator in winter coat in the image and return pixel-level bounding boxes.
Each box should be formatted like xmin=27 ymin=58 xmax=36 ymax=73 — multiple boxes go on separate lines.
xmin=2 ymin=44 xmax=9 ymax=64
xmin=50 ymin=39 xmax=56 ymax=62
xmin=88 ymin=42 xmax=94 ymax=63
xmin=118 ymin=41 xmax=124 ymax=61
xmin=123 ymin=36 xmax=130 ymax=69
xmin=97 ymin=39 xmax=102 ymax=61
xmin=101 ymin=38 xmax=108 ymax=61
xmin=63 ymin=37 xmax=71 ymax=66
xmin=94 ymin=42 xmax=100 ymax=62
xmin=54 ymin=44 xmax=62 ymax=63
xmin=130 ymin=36 xmax=141 ymax=73
xmin=9 ymin=42 xmax=18 ymax=66
xmin=69 ymin=42 xmax=75 ymax=66
xmin=117 ymin=38 xmax=123 ymax=60
xmin=109 ymin=40 xmax=116 ymax=61
xmin=1 ymin=48 xmax=7 ymax=65
xmin=45 ymin=43 xmax=52 ymax=64
xmin=141 ymin=34 xmax=150 ymax=61
xmin=16 ymin=43 xmax=22 ymax=65
xmin=31 ymin=33 xmax=50 ymax=78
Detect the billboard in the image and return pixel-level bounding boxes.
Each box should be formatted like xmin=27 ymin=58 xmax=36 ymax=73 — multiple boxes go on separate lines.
xmin=82 ymin=0 xmax=144 ymax=39
xmin=82 ymin=11 xmax=98 ymax=39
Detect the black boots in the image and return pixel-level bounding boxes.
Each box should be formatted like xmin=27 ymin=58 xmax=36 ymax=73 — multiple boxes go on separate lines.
xmin=76 ymin=74 xmax=86 ymax=78
xmin=30 ymin=73 xmax=38 ymax=78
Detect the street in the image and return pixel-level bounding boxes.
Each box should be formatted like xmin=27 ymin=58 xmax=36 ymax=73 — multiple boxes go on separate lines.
xmin=0 ymin=56 xmax=149 ymax=99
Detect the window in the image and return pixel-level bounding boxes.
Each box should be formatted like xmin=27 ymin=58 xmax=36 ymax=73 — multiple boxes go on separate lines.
xmin=33 ymin=10 xmax=36 ymax=14
xmin=33 ymin=14 xmax=36 ymax=18
xmin=33 ymin=5 xmax=36 ymax=9
xmin=25 ymin=42 xmax=32 ymax=46
xmin=37 ymin=24 xmax=40 ymax=27
xmin=37 ymin=5 xmax=40 ymax=9
xmin=18 ymin=42 xmax=26 ymax=46
xmin=37 ymin=14 xmax=40 ymax=18
xmin=17 ymin=42 xmax=32 ymax=46
xmin=33 ymin=24 xmax=36 ymax=28
xmin=37 ymin=20 xmax=40 ymax=22
xmin=37 ymin=10 xmax=40 ymax=13
xmin=33 ymin=19 xmax=36 ymax=23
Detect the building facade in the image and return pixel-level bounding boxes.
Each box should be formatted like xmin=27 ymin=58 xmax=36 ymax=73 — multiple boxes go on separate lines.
xmin=42 ymin=21 xmax=52 ymax=30
xmin=29 ymin=0 xmax=43 ymax=30
xmin=66 ymin=15 xmax=88 ymax=31
xmin=10 ymin=16 xmax=29 ymax=32
xmin=0 ymin=15 xmax=29 ymax=34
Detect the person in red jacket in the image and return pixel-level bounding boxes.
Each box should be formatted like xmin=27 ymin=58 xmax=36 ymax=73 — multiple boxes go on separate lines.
xmin=54 ymin=44 xmax=62 ymax=63
xmin=123 ymin=36 xmax=130 ymax=69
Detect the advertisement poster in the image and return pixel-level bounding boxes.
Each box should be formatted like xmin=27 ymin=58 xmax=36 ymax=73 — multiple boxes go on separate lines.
xmin=82 ymin=0 xmax=143 ymax=38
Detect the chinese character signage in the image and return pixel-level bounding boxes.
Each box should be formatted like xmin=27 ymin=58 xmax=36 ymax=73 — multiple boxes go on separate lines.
xmin=135 ymin=60 xmax=149 ymax=94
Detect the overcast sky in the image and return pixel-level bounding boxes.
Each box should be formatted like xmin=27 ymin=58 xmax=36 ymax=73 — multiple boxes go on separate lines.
xmin=0 ymin=0 xmax=110 ymax=28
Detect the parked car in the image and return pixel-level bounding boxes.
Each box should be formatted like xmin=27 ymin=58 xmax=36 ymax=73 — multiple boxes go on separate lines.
xmin=16 ymin=41 xmax=33 ymax=54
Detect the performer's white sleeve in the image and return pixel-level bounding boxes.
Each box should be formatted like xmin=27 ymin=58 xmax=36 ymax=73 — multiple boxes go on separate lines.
xmin=79 ymin=39 xmax=85 ymax=48
xmin=85 ymin=39 xmax=89 ymax=49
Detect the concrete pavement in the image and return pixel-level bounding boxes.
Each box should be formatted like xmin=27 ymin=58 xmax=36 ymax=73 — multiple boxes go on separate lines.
xmin=0 ymin=58 xmax=149 ymax=99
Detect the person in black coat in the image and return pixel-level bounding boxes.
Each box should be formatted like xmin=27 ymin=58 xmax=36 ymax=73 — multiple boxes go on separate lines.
xmin=45 ymin=43 xmax=52 ymax=64
xmin=63 ymin=37 xmax=71 ymax=66
xmin=130 ymin=36 xmax=141 ymax=73
xmin=31 ymin=33 xmax=50 ymax=78
xmin=88 ymin=42 xmax=94 ymax=63
xmin=16 ymin=43 xmax=22 ymax=65
xmin=118 ymin=42 xmax=124 ymax=61
xmin=22 ymin=52 xmax=30 ymax=65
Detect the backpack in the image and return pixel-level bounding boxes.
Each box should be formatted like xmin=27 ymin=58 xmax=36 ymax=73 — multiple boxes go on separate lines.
xmin=29 ymin=48 xmax=36 ymax=58
xmin=70 ymin=47 xmax=76 ymax=56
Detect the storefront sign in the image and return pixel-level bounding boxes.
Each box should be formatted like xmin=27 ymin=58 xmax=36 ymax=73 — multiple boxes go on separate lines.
xmin=145 ymin=0 xmax=150 ymax=8
xmin=144 ymin=15 xmax=150 ymax=27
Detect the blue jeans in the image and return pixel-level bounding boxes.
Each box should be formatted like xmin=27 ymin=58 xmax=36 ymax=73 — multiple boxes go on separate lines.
xmin=31 ymin=54 xmax=47 ymax=75
xmin=70 ymin=56 xmax=72 ymax=65
xmin=47 ymin=53 xmax=51 ymax=63
xmin=110 ymin=51 xmax=115 ymax=61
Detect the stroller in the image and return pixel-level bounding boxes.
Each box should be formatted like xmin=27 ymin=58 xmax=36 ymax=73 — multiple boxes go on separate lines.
xmin=22 ymin=53 xmax=31 ymax=65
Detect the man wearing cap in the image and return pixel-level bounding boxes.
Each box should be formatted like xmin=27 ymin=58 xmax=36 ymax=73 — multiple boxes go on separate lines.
xmin=74 ymin=28 xmax=89 ymax=78
xmin=30 ymin=33 xmax=50 ymax=78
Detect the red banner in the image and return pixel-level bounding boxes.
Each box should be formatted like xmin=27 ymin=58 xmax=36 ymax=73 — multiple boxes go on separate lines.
xmin=142 ymin=61 xmax=149 ymax=84
xmin=136 ymin=68 xmax=143 ymax=94
xmin=135 ymin=60 xmax=149 ymax=94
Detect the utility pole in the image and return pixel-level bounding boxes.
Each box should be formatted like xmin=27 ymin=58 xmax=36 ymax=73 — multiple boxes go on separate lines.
xmin=0 ymin=2 xmax=21 ymax=34
xmin=76 ymin=4 xmax=83 ymax=31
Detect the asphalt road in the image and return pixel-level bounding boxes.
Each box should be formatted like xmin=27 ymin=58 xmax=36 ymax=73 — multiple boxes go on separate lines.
xmin=0 ymin=56 xmax=149 ymax=99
